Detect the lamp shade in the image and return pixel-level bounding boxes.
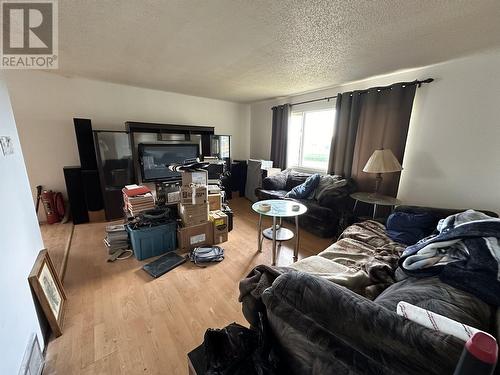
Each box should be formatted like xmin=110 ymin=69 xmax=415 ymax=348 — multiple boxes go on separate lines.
xmin=363 ymin=149 xmax=402 ymax=173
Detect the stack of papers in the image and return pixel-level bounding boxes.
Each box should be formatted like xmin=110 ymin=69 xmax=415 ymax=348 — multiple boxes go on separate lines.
xmin=123 ymin=184 xmax=155 ymax=216
xmin=104 ymin=224 xmax=129 ymax=254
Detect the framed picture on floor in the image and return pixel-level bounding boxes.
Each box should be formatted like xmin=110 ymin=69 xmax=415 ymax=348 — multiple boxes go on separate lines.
xmin=28 ymin=249 xmax=67 ymax=337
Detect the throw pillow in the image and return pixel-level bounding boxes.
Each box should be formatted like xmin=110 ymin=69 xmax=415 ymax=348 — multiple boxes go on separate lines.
xmin=285 ymin=174 xmax=321 ymax=199
xmin=385 ymin=212 xmax=437 ymax=245
xmin=314 ymin=174 xmax=348 ymax=201
xmin=262 ymin=171 xmax=288 ymax=190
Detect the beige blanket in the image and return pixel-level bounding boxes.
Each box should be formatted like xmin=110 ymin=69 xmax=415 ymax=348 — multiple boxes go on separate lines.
xmin=291 ymin=220 xmax=405 ymax=299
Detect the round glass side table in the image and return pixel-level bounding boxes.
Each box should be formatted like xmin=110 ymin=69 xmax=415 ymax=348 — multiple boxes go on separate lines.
xmin=251 ymin=199 xmax=308 ymax=265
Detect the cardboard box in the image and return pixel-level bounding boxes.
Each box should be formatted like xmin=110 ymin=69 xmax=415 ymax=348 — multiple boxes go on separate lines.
xmin=178 ymin=221 xmax=213 ymax=251
xmin=208 ymin=184 xmax=221 ymax=194
xmin=182 ymin=170 xmax=208 ymax=187
xmin=180 ymin=186 xmax=208 ymax=204
xmin=179 ymin=202 xmax=209 ymax=226
xmin=209 ymin=210 xmax=228 ymax=244
xmin=208 ymin=193 xmax=222 ymax=211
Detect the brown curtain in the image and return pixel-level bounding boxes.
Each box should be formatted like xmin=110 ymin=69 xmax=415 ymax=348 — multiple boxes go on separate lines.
xmin=270 ymin=104 xmax=290 ymax=169
xmin=328 ymin=92 xmax=364 ymax=177
xmin=328 ymin=83 xmax=417 ymax=197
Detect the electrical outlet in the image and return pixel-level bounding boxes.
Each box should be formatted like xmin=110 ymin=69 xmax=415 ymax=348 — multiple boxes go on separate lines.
xmin=0 ymin=136 xmax=14 ymax=155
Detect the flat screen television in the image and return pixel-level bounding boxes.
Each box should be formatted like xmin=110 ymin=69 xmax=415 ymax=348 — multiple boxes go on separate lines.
xmin=138 ymin=143 xmax=199 ymax=182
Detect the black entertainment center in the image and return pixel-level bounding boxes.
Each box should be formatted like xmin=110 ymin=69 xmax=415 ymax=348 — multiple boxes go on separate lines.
xmin=65 ymin=119 xmax=232 ymax=222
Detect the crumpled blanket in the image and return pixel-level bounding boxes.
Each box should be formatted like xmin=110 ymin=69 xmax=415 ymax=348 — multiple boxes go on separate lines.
xmin=239 ymin=221 xmax=405 ymax=325
xmin=291 ymin=220 xmax=405 ymax=299
xmin=399 ymin=209 xmax=500 ymax=306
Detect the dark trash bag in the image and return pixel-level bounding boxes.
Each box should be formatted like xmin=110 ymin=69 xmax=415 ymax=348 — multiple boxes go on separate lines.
xmin=203 ymin=315 xmax=280 ymax=375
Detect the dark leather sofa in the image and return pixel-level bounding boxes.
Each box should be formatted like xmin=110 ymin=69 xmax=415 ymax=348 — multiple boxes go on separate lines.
xmin=255 ymin=169 xmax=355 ymax=238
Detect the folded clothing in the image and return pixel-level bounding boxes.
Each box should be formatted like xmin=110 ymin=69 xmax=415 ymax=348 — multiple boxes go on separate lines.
xmin=386 ymin=211 xmax=437 ymax=245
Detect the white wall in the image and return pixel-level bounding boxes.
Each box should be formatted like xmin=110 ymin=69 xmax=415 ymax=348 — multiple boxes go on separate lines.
xmin=5 ymin=71 xmax=251 ymax=202
xmin=250 ymin=49 xmax=500 ymax=214
xmin=0 ymin=75 xmax=45 ymax=375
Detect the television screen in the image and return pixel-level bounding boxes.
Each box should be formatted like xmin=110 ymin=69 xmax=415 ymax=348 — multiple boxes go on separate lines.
xmin=139 ymin=143 xmax=199 ymax=182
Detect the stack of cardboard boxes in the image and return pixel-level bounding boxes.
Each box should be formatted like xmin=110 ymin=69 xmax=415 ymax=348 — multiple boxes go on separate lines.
xmin=177 ymin=169 xmax=229 ymax=251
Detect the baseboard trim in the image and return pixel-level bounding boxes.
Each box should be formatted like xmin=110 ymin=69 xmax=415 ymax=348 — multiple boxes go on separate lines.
xmin=18 ymin=333 xmax=44 ymax=375
xmin=59 ymin=223 xmax=74 ymax=282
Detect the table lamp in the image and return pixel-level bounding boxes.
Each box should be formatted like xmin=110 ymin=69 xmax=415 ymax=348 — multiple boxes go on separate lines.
xmin=362 ymin=149 xmax=402 ymax=194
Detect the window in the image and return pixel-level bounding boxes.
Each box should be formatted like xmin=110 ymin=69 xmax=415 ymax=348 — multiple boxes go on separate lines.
xmin=287 ymin=106 xmax=335 ymax=172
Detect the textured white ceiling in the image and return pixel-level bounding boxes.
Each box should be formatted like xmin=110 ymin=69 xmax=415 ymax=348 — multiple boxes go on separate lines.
xmin=57 ymin=0 xmax=500 ymax=102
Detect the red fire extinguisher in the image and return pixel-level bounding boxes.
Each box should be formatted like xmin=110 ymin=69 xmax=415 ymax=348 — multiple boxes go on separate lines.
xmin=41 ymin=190 xmax=64 ymax=224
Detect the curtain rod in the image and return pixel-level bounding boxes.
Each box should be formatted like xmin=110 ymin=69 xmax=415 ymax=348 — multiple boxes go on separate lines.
xmin=285 ymin=78 xmax=434 ymax=107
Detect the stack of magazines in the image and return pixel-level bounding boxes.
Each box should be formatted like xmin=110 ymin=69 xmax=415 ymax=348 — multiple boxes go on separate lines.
xmin=104 ymin=224 xmax=129 ymax=254
xmin=123 ymin=184 xmax=155 ymax=216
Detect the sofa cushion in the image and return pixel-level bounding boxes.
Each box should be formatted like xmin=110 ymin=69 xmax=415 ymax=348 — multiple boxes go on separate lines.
xmin=290 ymin=255 xmax=372 ymax=295
xmin=314 ymin=174 xmax=348 ymax=201
xmin=294 ymin=199 xmax=332 ymax=221
xmin=374 ymin=276 xmax=494 ymax=332
xmin=285 ymin=173 xmax=321 ymax=199
xmin=257 ymin=189 xmax=287 ymax=200
xmin=262 ymin=172 xmax=288 ymax=190
xmin=385 ymin=211 xmax=436 ymax=245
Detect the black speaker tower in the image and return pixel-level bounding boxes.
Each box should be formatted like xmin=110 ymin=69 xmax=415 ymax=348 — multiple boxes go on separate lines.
xmin=64 ymin=118 xmax=103 ymax=224
xmin=63 ymin=166 xmax=89 ymax=224
xmin=73 ymin=118 xmax=98 ymax=170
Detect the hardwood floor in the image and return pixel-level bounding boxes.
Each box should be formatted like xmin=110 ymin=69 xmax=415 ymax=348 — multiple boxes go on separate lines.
xmin=43 ymin=197 xmax=332 ymax=374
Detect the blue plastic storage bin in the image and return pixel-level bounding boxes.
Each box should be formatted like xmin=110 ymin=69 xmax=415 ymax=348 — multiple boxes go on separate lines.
xmin=127 ymin=222 xmax=177 ymax=261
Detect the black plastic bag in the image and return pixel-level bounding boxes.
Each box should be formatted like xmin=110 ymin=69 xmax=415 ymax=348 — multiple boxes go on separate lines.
xmin=204 ymin=314 xmax=280 ymax=375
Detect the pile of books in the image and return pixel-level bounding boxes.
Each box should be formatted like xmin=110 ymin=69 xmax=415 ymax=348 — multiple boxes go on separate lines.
xmin=123 ymin=184 xmax=155 ymax=216
xmin=104 ymin=224 xmax=129 ymax=254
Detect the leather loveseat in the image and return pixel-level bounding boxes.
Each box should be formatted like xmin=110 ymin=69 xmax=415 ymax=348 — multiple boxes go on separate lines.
xmin=255 ymin=169 xmax=355 ymax=238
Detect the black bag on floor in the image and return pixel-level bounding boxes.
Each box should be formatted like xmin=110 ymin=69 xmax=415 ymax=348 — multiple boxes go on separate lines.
xmin=203 ymin=314 xmax=280 ymax=375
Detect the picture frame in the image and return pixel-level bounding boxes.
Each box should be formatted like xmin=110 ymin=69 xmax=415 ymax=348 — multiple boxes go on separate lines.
xmin=28 ymin=249 xmax=67 ymax=337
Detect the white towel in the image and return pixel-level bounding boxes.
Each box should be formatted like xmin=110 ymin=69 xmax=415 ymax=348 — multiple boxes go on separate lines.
xmin=396 ymin=301 xmax=496 ymax=343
